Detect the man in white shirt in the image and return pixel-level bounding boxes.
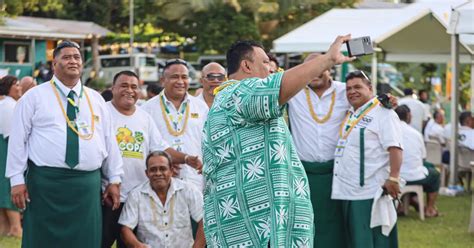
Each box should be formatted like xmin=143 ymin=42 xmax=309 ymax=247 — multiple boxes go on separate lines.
xmin=332 ymin=71 xmax=403 ymax=248
xmin=6 ymin=41 xmax=123 ymax=248
xmin=399 ymin=88 xmax=430 ymax=133
xmin=395 ymin=105 xmax=440 ymax=217
xmin=424 ymin=109 xmax=446 ymax=144
xmin=288 ymin=53 xmax=349 ymax=248
xmin=458 ymin=111 xmax=474 ymax=150
xmin=142 ymin=59 xmax=208 ymax=190
xmin=102 ymin=71 xmax=203 ymax=248
xmin=119 ymin=151 xmax=205 ymax=248
xmin=196 ymin=62 xmax=226 ymax=109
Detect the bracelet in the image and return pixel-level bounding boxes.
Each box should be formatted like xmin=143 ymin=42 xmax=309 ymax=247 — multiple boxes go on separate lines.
xmin=387 ymin=177 xmax=399 ymax=184
xmin=184 ymin=155 xmax=189 ymax=164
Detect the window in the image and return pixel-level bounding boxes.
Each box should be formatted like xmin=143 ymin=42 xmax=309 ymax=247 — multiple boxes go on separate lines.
xmin=101 ymin=57 xmax=130 ymax=67
xmin=139 ymin=57 xmax=156 ymax=67
xmin=4 ymin=43 xmax=30 ymax=64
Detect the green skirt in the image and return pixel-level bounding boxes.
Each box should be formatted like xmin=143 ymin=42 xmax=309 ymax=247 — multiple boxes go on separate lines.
xmin=302 ymin=160 xmax=346 ymax=248
xmin=0 ymin=135 xmax=17 ymax=210
xmin=22 ymin=161 xmax=102 ymax=248
xmin=342 ymin=199 xmax=398 ymax=248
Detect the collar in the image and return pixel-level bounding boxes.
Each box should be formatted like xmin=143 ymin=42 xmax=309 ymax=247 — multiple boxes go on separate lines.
xmin=349 ymin=96 xmax=377 ymax=115
xmin=141 ymin=178 xmax=184 ymax=204
xmin=52 ymin=75 xmax=82 ymax=97
xmin=162 ymin=90 xmax=190 ymax=105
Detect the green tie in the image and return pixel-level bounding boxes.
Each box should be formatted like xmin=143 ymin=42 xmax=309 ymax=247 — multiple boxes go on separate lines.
xmin=65 ymin=91 xmax=79 ymax=168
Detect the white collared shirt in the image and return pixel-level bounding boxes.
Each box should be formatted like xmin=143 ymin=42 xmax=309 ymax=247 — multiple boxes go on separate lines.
xmin=332 ymin=98 xmax=403 ymax=200
xmin=6 ymin=76 xmax=123 ymax=186
xmin=104 ymin=102 xmax=170 ymax=202
xmin=424 ymin=119 xmax=445 ymax=144
xmin=0 ymin=96 xmax=17 ymax=138
xmin=288 ymin=81 xmax=349 ymax=162
xmin=118 ymin=178 xmax=203 ymax=248
xmin=141 ymin=92 xmax=208 ymax=190
xmin=195 ymin=93 xmax=209 ymax=110
xmin=399 ymin=96 xmax=430 ymax=133
xmin=399 ymin=122 xmax=428 ymax=182
xmin=459 ymin=126 xmax=474 ymax=150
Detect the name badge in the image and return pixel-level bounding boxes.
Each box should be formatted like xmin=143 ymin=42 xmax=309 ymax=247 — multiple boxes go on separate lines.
xmin=334 ymin=139 xmax=347 ymax=157
xmin=76 ymin=118 xmax=92 ymax=136
xmin=173 ymin=138 xmax=184 ymax=152
xmin=191 ymin=113 xmax=199 ymax=118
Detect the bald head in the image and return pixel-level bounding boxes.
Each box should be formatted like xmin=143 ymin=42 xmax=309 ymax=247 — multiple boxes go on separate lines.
xmin=20 ymin=76 xmax=36 ymax=93
xmin=202 ymin=62 xmax=226 ymax=75
xmin=200 ymin=62 xmax=226 ymax=101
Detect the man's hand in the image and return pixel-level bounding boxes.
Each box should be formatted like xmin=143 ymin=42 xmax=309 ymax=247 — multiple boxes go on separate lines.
xmin=185 ymin=155 xmax=203 ymax=173
xmin=383 ymin=180 xmax=400 ymax=199
xmin=102 ymin=183 xmax=120 ymax=210
xmin=11 ymin=184 xmax=29 ymax=210
xmin=326 ymin=34 xmax=357 ymax=65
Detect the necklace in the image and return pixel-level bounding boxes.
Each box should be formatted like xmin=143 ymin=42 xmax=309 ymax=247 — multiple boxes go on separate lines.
xmin=339 ymin=98 xmax=379 ymax=139
xmin=50 ymin=80 xmax=95 ymax=140
xmin=149 ymin=194 xmax=175 ymax=230
xmin=304 ymin=87 xmax=336 ymax=124
xmin=160 ymin=92 xmax=190 ymax=137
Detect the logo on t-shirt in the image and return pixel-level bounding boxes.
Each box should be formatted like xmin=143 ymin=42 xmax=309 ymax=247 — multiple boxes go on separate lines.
xmin=116 ymin=126 xmax=144 ymax=159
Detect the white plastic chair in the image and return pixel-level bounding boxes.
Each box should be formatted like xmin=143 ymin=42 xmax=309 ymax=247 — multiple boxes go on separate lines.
xmin=425 ymin=140 xmax=446 ymax=187
xmin=400 ymin=185 xmax=425 ymax=221
xmin=458 ymin=146 xmax=474 ymax=192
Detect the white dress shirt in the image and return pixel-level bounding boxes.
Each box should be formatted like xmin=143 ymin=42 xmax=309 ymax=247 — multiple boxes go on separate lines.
xmin=399 ymin=97 xmax=430 ymax=133
xmin=105 ymin=102 xmax=170 ymax=202
xmin=6 ymin=76 xmax=123 ymax=186
xmin=119 ymin=178 xmax=204 ymax=248
xmin=332 ymin=98 xmax=403 ymax=200
xmin=459 ymin=126 xmax=474 ymax=150
xmin=0 ymin=96 xmax=17 ymax=138
xmin=141 ymin=92 xmax=208 ymax=190
xmin=288 ymin=81 xmax=349 ymax=162
xmin=399 ymin=122 xmax=428 ymax=182
xmin=195 ymin=93 xmax=209 ymax=110
xmin=424 ymin=119 xmax=445 ymax=144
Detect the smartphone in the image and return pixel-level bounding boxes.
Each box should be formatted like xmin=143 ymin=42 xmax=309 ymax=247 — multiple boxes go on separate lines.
xmin=346 ymin=36 xmax=374 ymax=57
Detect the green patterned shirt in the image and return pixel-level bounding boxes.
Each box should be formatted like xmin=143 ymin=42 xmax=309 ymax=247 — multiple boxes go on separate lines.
xmin=202 ymin=72 xmax=314 ymax=247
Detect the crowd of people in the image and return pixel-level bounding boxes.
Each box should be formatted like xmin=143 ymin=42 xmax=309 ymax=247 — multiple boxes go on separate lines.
xmin=0 ymin=35 xmax=473 ymax=248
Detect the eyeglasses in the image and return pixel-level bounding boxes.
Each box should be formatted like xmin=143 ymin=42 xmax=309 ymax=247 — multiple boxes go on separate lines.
xmin=204 ymin=73 xmax=226 ymax=81
xmin=56 ymin=40 xmax=80 ymax=50
xmin=164 ymin=58 xmax=188 ymax=70
xmin=345 ymin=70 xmax=370 ymax=82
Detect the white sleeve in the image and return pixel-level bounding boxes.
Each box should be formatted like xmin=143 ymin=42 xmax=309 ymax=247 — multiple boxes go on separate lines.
xmin=100 ymin=101 xmax=124 ymax=183
xmin=186 ymin=184 xmax=204 ymax=222
xmin=419 ymin=133 xmax=427 ymax=159
xmin=379 ymin=110 xmax=403 ymax=150
xmin=118 ymin=190 xmax=140 ymax=229
xmin=2 ymin=101 xmax=15 ymax=138
xmin=147 ymin=113 xmax=169 ymax=152
xmin=6 ymin=96 xmax=35 ymax=186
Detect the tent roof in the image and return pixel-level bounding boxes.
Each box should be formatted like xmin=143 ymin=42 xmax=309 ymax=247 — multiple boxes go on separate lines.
xmin=0 ymin=16 xmax=111 ymax=40
xmin=273 ymin=1 xmax=474 ymax=63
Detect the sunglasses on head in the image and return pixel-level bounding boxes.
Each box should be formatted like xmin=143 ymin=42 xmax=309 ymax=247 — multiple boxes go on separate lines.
xmin=56 ymin=41 xmax=80 ymax=50
xmin=164 ymin=58 xmax=188 ymax=69
xmin=345 ymin=70 xmax=370 ymax=82
xmin=205 ymin=73 xmax=226 ymax=81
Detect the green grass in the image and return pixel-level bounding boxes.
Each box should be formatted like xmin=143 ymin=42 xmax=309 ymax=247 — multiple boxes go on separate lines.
xmin=1 ymin=194 xmax=473 ymax=248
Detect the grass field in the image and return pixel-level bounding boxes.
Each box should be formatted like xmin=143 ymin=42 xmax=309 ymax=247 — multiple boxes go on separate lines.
xmin=1 ymin=193 xmax=473 ymax=248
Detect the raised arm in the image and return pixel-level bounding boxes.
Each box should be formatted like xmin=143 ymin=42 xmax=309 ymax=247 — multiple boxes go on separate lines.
xmin=279 ymin=34 xmax=354 ymax=105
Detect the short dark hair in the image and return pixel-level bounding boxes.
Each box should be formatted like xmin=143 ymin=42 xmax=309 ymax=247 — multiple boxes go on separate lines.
xmin=395 ymin=105 xmax=411 ymax=122
xmin=0 ymin=75 xmax=18 ymax=95
xmin=53 ymin=40 xmax=81 ymax=58
xmin=419 ymin=89 xmax=428 ymax=96
xmin=163 ymin=58 xmax=188 ymax=74
xmin=459 ymin=111 xmax=472 ymax=126
xmin=112 ymin=70 xmax=139 ymax=85
xmin=345 ymin=70 xmax=372 ymax=88
xmin=403 ymin=88 xmax=414 ymax=96
xmin=147 ymin=83 xmax=162 ymax=95
xmin=145 ymin=151 xmax=172 ymax=169
xmin=226 ymin=40 xmax=264 ymax=75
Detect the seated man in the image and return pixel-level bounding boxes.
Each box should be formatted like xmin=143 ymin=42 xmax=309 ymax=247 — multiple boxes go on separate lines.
xmin=119 ymin=151 xmax=205 ymax=248
xmin=424 ymin=109 xmax=446 ymax=144
xmin=395 ymin=105 xmax=440 ymax=217
xmin=458 ymin=111 xmax=474 ymax=150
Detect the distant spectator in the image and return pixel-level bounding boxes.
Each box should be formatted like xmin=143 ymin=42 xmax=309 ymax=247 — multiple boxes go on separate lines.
xmin=399 ymin=88 xmax=430 ymax=133
xmin=267 ymin=53 xmax=281 ymax=74
xmin=458 ymin=111 xmax=474 ymax=150
xmin=19 ymin=76 xmax=36 ymax=94
xmin=424 ymin=109 xmax=446 ymax=144
xmin=101 ymin=89 xmax=113 ymax=102
xmin=146 ymin=83 xmax=162 ymax=99
xmin=0 ymin=75 xmax=22 ymax=237
xmin=396 ymin=105 xmax=440 ymax=218
xmin=418 ymin=89 xmax=432 ymax=119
